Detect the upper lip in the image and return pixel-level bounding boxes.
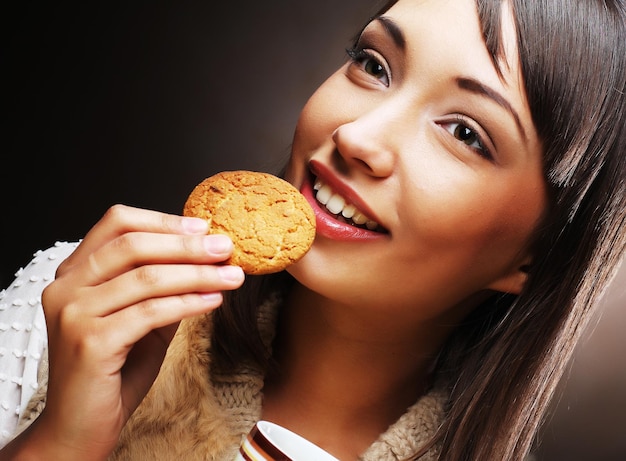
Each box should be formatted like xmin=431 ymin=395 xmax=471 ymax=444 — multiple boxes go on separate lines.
xmin=308 ymin=159 xmax=387 ymax=231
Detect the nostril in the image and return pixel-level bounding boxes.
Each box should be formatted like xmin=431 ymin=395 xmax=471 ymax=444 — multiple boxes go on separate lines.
xmin=331 ymin=149 xmax=374 ymax=175
xmin=331 ymin=148 xmax=350 ymax=175
xmin=352 ymin=158 xmax=374 ymax=173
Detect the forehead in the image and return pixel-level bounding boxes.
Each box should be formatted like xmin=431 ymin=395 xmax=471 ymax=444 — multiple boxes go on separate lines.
xmin=374 ymin=1 xmax=490 ymax=81
xmin=385 ymin=1 xmax=480 ymax=43
xmin=382 ymin=0 xmax=517 ymax=69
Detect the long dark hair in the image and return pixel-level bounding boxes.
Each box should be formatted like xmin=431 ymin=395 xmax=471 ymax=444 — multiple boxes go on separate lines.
xmin=418 ymin=0 xmax=626 ymax=459
xmin=212 ymin=1 xmax=626 ymax=460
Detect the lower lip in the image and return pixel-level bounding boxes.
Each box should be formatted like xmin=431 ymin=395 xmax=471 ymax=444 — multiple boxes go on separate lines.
xmin=301 ymin=175 xmax=388 ymax=242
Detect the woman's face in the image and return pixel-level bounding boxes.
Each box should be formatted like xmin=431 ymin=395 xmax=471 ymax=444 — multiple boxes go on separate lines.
xmin=285 ymin=0 xmax=546 ymax=321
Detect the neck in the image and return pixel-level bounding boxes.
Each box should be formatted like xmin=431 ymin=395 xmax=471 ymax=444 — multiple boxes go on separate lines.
xmin=261 ymin=283 xmax=468 ymax=460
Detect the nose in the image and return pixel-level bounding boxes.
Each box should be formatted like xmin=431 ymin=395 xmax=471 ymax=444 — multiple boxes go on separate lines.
xmin=331 ymin=107 xmax=397 ymax=178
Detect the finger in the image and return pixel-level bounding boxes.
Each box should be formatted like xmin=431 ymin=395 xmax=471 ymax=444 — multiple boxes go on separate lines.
xmin=76 ymin=293 xmax=225 ymax=371
xmin=41 ymin=232 xmax=236 ymax=328
xmin=65 ymin=232 xmax=234 ymax=287
xmin=54 ymin=263 xmax=244 ymax=321
xmin=59 ymin=205 xmax=209 ymax=275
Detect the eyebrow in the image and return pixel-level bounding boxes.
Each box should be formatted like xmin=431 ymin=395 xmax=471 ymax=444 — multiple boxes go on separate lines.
xmin=374 ymin=16 xmax=406 ymax=50
xmin=456 ymin=77 xmax=527 ymax=141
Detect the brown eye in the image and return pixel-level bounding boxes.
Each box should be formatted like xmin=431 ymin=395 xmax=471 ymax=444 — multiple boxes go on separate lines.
xmin=441 ymin=119 xmax=492 ymax=160
xmin=364 ymin=59 xmax=386 ymax=79
xmin=346 ymin=47 xmax=390 ymax=86
xmin=454 ymin=124 xmax=479 ymax=146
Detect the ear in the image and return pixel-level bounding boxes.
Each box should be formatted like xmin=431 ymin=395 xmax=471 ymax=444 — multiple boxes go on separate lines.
xmin=486 ymin=261 xmax=531 ymax=295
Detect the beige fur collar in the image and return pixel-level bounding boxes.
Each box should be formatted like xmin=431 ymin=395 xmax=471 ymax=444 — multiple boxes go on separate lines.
xmin=109 ymin=296 xmax=445 ymax=461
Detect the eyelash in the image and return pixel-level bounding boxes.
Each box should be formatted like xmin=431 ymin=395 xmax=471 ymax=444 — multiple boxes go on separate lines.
xmin=346 ymin=46 xmax=390 ymax=86
xmin=442 ymin=115 xmax=493 ymax=160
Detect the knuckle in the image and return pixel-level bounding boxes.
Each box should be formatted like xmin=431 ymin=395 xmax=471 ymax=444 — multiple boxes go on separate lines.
xmin=134 ymin=265 xmax=161 ymax=287
xmin=52 ymin=304 xmax=97 ymax=354
xmin=55 ymin=301 xmax=83 ymax=330
xmin=111 ymin=232 xmax=141 ymax=255
xmin=107 ymin=233 xmax=148 ymax=265
xmin=41 ymin=282 xmax=57 ymax=311
xmin=192 ymin=264 xmax=216 ymax=282
xmin=55 ymin=310 xmax=109 ymax=358
xmin=103 ymin=204 xmax=132 ymax=224
xmin=134 ymin=299 xmax=159 ymax=320
xmin=54 ymin=256 xmax=72 ymax=278
xmin=41 ymin=281 xmax=72 ymax=322
xmin=180 ymin=235 xmax=195 ymax=254
xmin=160 ymin=212 xmax=182 ymax=234
xmin=73 ymin=326 xmax=108 ymax=359
xmin=181 ymin=235 xmax=204 ymax=257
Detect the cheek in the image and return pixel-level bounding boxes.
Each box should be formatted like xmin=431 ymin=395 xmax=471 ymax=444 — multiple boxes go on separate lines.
xmin=398 ymin=170 xmax=546 ymax=274
xmin=292 ymin=73 xmax=354 ymax=153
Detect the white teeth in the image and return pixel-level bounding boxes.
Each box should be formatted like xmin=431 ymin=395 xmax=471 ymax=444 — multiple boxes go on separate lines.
xmin=313 ymin=178 xmax=380 ymax=230
xmin=316 ymin=184 xmax=333 ymax=205
xmin=326 ymin=194 xmax=346 ymax=215
xmin=341 ymin=204 xmax=356 ymax=219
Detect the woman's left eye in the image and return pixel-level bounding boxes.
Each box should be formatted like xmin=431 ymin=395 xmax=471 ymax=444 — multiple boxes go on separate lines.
xmin=441 ymin=119 xmax=492 ymax=160
xmin=346 ymin=47 xmax=390 ymax=86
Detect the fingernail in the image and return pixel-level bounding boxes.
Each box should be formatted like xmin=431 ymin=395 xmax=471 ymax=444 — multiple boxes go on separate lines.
xmin=218 ymin=265 xmax=244 ymax=282
xmin=204 ymin=235 xmax=233 ymax=255
xmin=182 ymin=217 xmax=209 ymax=234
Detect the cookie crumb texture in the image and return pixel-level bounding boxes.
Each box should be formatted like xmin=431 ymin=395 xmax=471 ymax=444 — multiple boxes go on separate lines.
xmin=183 ymin=171 xmax=316 ymax=275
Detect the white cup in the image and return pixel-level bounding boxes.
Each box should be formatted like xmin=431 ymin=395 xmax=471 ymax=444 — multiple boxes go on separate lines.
xmin=235 ymin=420 xmax=339 ymax=461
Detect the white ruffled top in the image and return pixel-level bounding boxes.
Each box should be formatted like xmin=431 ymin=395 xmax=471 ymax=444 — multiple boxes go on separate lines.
xmin=0 ymin=241 xmax=78 ymax=448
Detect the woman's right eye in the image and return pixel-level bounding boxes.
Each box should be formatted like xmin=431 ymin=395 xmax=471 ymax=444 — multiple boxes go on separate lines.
xmin=346 ymin=47 xmax=390 ymax=87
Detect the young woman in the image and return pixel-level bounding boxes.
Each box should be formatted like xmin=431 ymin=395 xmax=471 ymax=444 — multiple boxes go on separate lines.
xmin=1 ymin=0 xmax=624 ymax=460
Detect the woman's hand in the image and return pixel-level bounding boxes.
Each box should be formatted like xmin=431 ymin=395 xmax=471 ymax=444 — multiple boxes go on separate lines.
xmin=5 ymin=204 xmax=244 ymax=460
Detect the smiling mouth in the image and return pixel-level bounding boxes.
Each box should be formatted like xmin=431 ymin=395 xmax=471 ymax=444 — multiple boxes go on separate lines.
xmin=313 ymin=177 xmax=388 ymax=234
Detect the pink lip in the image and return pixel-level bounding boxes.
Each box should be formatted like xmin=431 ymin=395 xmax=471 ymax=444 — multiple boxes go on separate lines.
xmin=301 ymin=162 xmax=389 ymax=242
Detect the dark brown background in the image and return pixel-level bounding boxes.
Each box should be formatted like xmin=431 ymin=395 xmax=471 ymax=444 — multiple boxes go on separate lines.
xmin=2 ymin=2 xmax=624 ymax=459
